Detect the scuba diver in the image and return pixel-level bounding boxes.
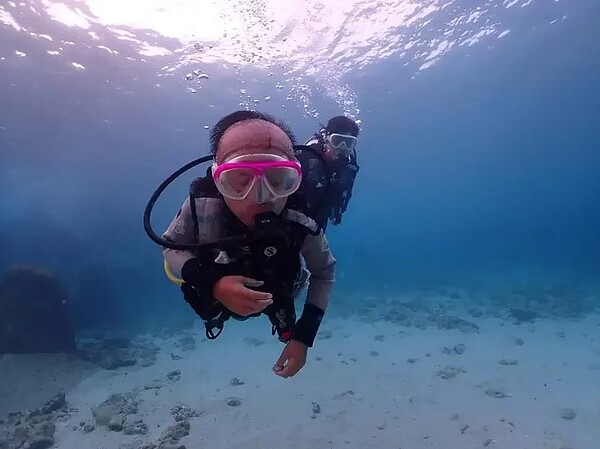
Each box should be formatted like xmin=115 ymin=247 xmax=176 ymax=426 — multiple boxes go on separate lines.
xmin=145 ymin=110 xmax=336 ymax=379
xmin=292 ymin=116 xmax=360 ymax=231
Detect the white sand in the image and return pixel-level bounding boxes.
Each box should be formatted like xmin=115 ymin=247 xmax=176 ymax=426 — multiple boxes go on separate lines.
xmin=1 ymin=314 xmax=599 ymax=449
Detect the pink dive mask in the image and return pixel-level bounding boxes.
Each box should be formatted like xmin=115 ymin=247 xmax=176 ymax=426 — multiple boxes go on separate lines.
xmin=211 ymin=153 xmax=302 ymax=203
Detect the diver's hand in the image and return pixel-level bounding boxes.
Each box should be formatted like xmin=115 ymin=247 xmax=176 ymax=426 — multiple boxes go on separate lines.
xmin=212 ymin=276 xmax=273 ymax=316
xmin=272 ymin=340 xmax=307 ymax=378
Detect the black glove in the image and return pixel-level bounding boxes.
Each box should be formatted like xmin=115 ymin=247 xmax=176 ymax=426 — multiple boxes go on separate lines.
xmin=180 ymin=258 xmax=223 ymax=321
xmin=291 ymin=303 xmax=325 ymax=348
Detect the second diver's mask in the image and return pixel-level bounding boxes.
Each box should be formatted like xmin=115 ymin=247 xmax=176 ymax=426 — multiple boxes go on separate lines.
xmin=211 ymin=153 xmax=302 ymax=204
xmin=324 ymin=133 xmax=357 ymax=161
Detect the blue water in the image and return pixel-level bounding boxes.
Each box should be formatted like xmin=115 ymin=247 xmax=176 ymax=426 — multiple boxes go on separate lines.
xmin=0 ymin=1 xmax=599 ymax=447
xmin=0 ymin=1 xmax=597 ymax=331
xmin=0 ymin=0 xmax=600 ymax=430
xmin=1 ymin=0 xmax=599 ymax=328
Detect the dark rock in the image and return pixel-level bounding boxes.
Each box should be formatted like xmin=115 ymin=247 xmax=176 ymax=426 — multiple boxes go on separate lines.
xmin=38 ymin=393 xmax=66 ymax=415
xmin=436 ymin=366 xmax=465 ymax=379
xmin=170 ymin=404 xmax=200 ymax=422
xmin=436 ymin=315 xmax=479 ymax=333
xmin=92 ymin=393 xmax=138 ymax=429
xmin=484 ymin=388 xmax=509 ymax=399
xmin=509 ymin=308 xmax=539 ymax=323
xmin=102 ymin=338 xmax=130 ymax=349
xmin=453 ymin=344 xmax=466 ymax=355
xmin=226 ymin=397 xmax=242 ymax=407
xmin=167 ymin=370 xmax=181 ymax=381
xmin=468 ymin=308 xmax=483 ymax=318
xmin=144 ymin=380 xmax=163 ymax=390
xmin=160 ymin=420 xmax=190 ymax=444
xmin=0 ymin=265 xmax=76 ymax=353
xmin=31 ymin=422 xmax=55 ymax=439
xmin=82 ymin=424 xmax=95 ymax=433
xmin=177 ymin=336 xmax=195 ymax=351
xmin=136 ymin=341 xmax=160 ymax=367
xmin=229 ymin=377 xmax=244 ymax=386
xmin=27 ymin=436 xmax=54 ymax=449
xmin=123 ymin=417 xmax=148 ymax=435
xmin=559 ymin=408 xmax=576 ymax=420
xmin=108 ymin=415 xmax=124 ymax=432
xmin=79 ymin=339 xmax=137 ymax=370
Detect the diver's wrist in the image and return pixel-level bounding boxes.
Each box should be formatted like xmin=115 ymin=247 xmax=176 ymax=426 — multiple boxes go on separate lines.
xmin=291 ymin=303 xmax=325 ymax=348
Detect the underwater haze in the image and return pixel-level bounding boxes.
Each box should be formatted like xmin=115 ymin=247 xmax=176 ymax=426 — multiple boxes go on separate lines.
xmin=1 ymin=0 xmax=599 ymax=448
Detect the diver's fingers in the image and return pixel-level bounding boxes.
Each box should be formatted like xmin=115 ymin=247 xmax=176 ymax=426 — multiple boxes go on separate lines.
xmin=239 ymin=286 xmax=273 ymax=301
xmin=240 ymin=277 xmax=264 ymax=287
xmin=237 ymin=299 xmax=272 ymax=315
xmin=252 ymin=299 xmax=273 ymax=310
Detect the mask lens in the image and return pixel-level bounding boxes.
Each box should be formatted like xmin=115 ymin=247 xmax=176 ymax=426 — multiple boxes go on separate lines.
xmin=264 ymin=166 xmax=301 ymax=196
xmin=216 ymin=167 xmax=256 ymax=199
xmin=328 ymin=134 xmax=357 ymax=151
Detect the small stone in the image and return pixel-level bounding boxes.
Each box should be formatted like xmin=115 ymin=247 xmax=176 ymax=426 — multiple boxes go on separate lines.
xmin=312 ymin=402 xmax=321 ymax=414
xmin=441 ymin=347 xmax=451 ymax=354
xmin=227 ymin=397 xmax=242 ymax=407
xmin=514 ymin=337 xmax=525 ymax=346
xmin=436 ymin=366 xmax=465 ymax=379
xmin=559 ymin=408 xmax=576 ymax=420
xmin=499 ymin=359 xmax=518 ymax=366
xmin=407 ymin=358 xmax=418 ymax=364
xmin=453 ymin=344 xmax=466 ymax=355
xmin=369 ymin=350 xmax=379 ymax=357
xmin=82 ymin=424 xmax=95 ymax=433
xmin=374 ymin=335 xmax=385 ymax=342
xmin=145 ymin=380 xmax=163 ymax=390
xmin=170 ymin=403 xmax=200 ymax=422
xmin=230 ymin=377 xmax=244 ymax=386
xmin=170 ymin=353 xmax=183 ymax=360
xmin=485 ymin=388 xmax=509 ymax=399
xmin=167 ymin=370 xmax=181 ymax=381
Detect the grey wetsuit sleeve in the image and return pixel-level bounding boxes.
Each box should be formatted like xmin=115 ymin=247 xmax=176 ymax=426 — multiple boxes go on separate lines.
xmin=301 ymin=230 xmax=336 ymax=311
xmin=161 ymin=197 xmax=198 ymax=274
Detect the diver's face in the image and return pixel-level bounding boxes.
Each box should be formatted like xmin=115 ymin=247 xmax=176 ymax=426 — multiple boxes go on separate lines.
xmin=216 ymin=119 xmax=295 ymax=227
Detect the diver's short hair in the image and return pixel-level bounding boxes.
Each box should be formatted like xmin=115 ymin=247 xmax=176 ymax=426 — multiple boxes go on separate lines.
xmin=210 ymin=110 xmax=297 ymax=155
xmin=324 ymin=116 xmax=360 ymax=137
